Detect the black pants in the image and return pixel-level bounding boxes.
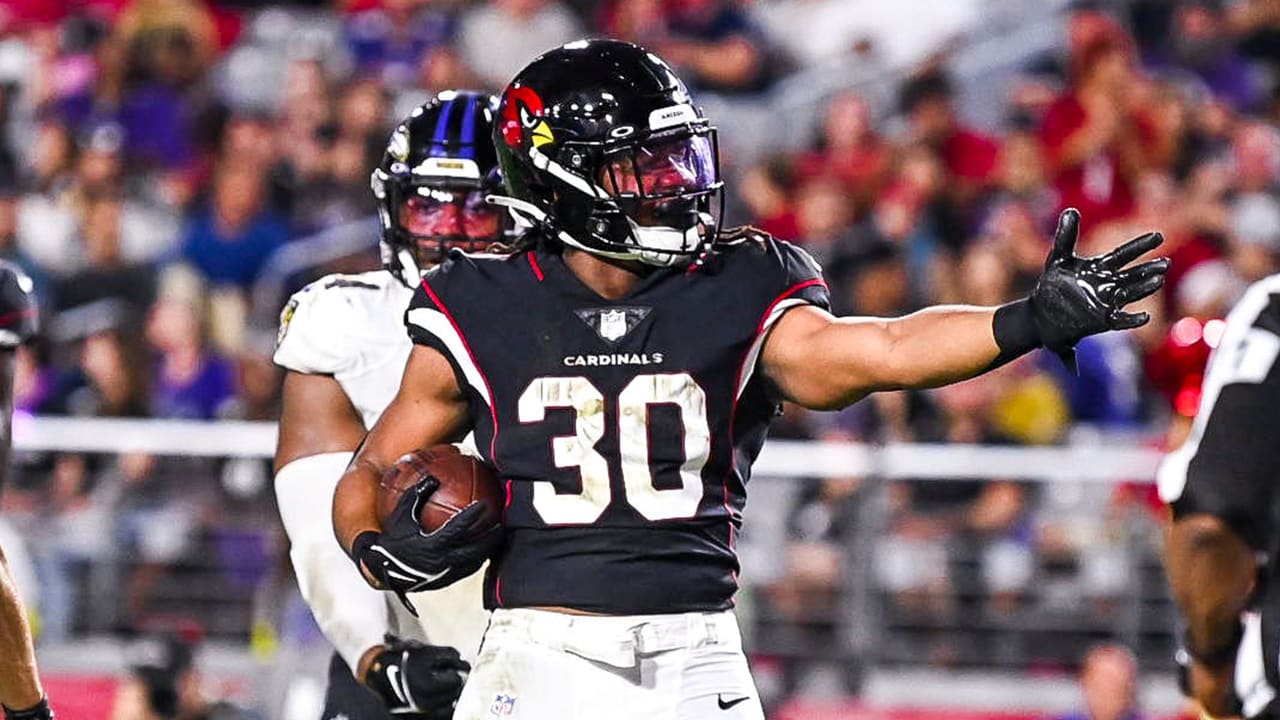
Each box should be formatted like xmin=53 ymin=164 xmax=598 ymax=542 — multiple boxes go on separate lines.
xmin=322 ymin=652 xmax=394 ymax=720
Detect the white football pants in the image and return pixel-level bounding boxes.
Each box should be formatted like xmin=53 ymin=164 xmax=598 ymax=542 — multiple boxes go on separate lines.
xmin=454 ymin=607 xmax=763 ymax=720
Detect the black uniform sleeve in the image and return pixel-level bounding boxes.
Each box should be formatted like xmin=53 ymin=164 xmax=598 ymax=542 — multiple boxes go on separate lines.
xmin=403 ymin=254 xmax=476 ymax=399
xmin=1163 ymin=283 xmax=1280 ymax=551
xmin=768 ymin=237 xmax=831 ymax=313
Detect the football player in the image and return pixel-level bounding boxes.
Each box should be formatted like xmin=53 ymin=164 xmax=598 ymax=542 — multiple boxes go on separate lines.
xmin=0 ymin=261 xmax=50 ymax=720
xmin=1160 ymin=273 xmax=1280 ymax=719
xmin=332 ymin=40 xmax=1169 ymax=720
xmin=273 ymin=91 xmax=503 ymax=720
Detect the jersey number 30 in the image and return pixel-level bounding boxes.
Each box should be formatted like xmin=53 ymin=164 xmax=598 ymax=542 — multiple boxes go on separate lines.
xmin=518 ymin=373 xmax=710 ymax=524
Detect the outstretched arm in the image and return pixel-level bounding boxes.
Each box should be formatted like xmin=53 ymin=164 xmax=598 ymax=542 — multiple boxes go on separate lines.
xmin=762 ymin=303 xmax=1005 ymax=409
xmin=762 ymin=210 xmax=1168 ymax=409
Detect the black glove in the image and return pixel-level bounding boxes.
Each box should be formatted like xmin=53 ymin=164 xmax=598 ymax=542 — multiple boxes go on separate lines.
xmin=353 ymin=477 xmax=502 ymax=614
xmin=362 ymin=635 xmax=470 ymax=719
xmin=0 ymin=260 xmax=38 ymax=350
xmin=993 ymin=208 xmax=1169 ymax=372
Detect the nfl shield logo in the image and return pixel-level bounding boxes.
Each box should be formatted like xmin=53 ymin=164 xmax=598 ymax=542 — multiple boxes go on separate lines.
xmin=599 ymin=310 xmax=628 ymax=342
xmin=575 ymin=305 xmax=651 ymax=344
xmin=489 ymin=694 xmax=516 ymax=717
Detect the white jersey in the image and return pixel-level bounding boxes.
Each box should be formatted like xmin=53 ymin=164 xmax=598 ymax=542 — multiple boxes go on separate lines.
xmin=274 ymin=269 xmax=489 ymax=660
xmin=275 ymin=271 xmax=414 ymax=428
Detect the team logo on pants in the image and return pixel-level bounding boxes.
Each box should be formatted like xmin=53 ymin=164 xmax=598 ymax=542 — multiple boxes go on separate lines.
xmin=489 ymin=694 xmax=516 ymax=717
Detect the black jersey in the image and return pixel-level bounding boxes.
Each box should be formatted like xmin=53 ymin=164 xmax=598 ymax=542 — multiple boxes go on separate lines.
xmin=405 ymin=237 xmax=829 ymax=614
xmin=1159 ymin=274 xmax=1280 ymax=718
xmin=1160 ymin=275 xmax=1280 ymax=544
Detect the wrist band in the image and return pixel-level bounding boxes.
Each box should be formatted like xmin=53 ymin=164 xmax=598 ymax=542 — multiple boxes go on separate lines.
xmin=350 ymin=530 xmax=379 ymax=562
xmin=4 ymin=698 xmax=52 ymax=720
xmin=988 ymin=299 xmax=1042 ymax=369
xmin=350 ymin=530 xmax=384 ymax=587
xmin=1184 ymin=623 xmax=1244 ymax=669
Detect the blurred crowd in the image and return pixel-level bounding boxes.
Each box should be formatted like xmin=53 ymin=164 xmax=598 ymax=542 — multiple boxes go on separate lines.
xmin=0 ymin=0 xmax=1276 ymax=707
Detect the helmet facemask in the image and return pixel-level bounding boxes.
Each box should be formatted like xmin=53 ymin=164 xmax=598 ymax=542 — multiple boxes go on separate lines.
xmin=373 ymin=164 xmax=506 ymax=286
xmin=372 ymin=91 xmax=505 ymax=287
xmin=594 ymin=127 xmax=723 ymax=267
xmin=497 ymin=123 xmax=724 ymax=268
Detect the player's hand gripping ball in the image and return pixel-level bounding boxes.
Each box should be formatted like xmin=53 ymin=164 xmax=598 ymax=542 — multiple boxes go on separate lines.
xmin=376 ymin=444 xmax=503 ymax=533
xmin=355 ymin=444 xmax=504 ymax=610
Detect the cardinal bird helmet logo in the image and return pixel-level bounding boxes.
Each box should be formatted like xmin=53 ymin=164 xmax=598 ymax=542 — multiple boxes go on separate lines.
xmin=500 ymin=85 xmax=554 ymax=149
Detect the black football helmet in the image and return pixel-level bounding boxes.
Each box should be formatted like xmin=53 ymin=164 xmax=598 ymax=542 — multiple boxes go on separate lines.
xmin=372 ymin=90 xmax=506 ymax=286
xmin=492 ymin=39 xmax=723 ymax=267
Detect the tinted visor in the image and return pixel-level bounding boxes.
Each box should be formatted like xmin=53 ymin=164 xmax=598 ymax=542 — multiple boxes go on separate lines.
xmin=398 ymin=187 xmax=502 ymax=243
xmin=602 ymin=129 xmax=719 ymax=229
xmin=603 ymin=130 xmax=718 ymax=199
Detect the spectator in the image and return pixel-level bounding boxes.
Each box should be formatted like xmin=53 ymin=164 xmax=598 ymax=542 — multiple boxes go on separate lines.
xmin=994 ymin=125 xmax=1053 ymax=213
xmin=0 ymin=180 xmax=51 ymax=310
xmin=1052 ymin=642 xmax=1145 ymax=720
xmin=899 ymin=70 xmax=1000 ymax=193
xmin=792 ymin=177 xmax=855 ymax=265
xmin=178 ymin=163 xmax=291 ymax=290
xmin=276 ymin=58 xmax=331 ymax=153
xmin=19 ymin=121 xmax=179 ymax=275
xmin=875 ymin=371 xmax=1044 ymax=664
xmin=828 ymin=240 xmax=910 ymax=317
xmin=55 ymin=27 xmax=199 ymax=173
xmin=52 ymin=193 xmax=157 ymax=314
xmin=146 ymin=294 xmax=235 ymax=421
xmin=647 ymin=0 xmax=773 ymax=95
xmin=23 ymin=117 xmax=76 ymax=194
xmin=457 ymin=0 xmax=582 ymax=90
xmin=980 ymin=202 xmax=1051 ymax=297
xmin=68 ymin=327 xmax=152 ymax=419
xmin=793 ymin=91 xmax=892 ymax=213
xmin=737 ymin=157 xmax=799 ymax=240
xmin=1162 ymin=0 xmax=1258 ymax=110
xmin=1041 ymin=32 xmax=1156 ymax=225
xmin=1228 ymin=190 xmax=1280 ymax=283
xmin=344 ymin=0 xmax=456 ymax=89
xmin=111 ymin=0 xmax=218 ymax=73
xmin=1232 ymin=120 xmax=1280 ymax=194
xmin=1025 ymin=1 xmax=1127 ymax=84
xmin=334 ymin=76 xmax=388 ymax=147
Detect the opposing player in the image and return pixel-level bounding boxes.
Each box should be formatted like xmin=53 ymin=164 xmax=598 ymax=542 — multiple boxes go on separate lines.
xmin=273 ymin=91 xmax=504 ymax=720
xmin=1159 ymin=274 xmax=1280 ymax=719
xmin=333 ymin=40 xmax=1169 ymax=719
xmin=0 ymin=261 xmax=50 ymax=720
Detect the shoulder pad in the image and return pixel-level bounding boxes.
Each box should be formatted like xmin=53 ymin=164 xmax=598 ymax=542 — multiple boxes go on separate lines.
xmin=274 ymin=272 xmax=394 ymax=374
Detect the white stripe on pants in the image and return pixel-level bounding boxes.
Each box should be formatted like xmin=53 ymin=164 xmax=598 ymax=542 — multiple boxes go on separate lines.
xmin=454 ymin=608 xmax=763 ymax=720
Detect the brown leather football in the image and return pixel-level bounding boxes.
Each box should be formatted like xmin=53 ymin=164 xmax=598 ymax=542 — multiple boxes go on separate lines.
xmin=376 ymin=445 xmax=503 ymax=533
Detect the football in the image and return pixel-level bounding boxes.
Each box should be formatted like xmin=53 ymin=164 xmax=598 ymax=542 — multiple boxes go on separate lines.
xmin=376 ymin=445 xmax=503 ymax=534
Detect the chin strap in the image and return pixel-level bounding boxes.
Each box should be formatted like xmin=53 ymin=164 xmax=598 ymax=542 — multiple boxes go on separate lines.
xmin=380 ymin=241 xmax=424 ymax=287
